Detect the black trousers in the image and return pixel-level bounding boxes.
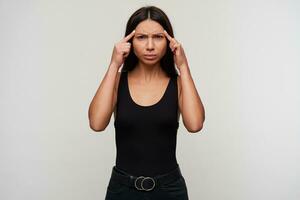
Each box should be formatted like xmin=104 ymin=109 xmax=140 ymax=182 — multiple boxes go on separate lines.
xmin=104 ymin=165 xmax=189 ymax=200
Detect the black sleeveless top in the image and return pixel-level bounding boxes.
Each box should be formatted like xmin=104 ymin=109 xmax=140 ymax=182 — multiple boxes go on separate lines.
xmin=114 ymin=71 xmax=179 ymax=176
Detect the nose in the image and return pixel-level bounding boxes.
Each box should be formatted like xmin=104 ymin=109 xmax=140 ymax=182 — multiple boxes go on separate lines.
xmin=146 ymin=38 xmax=154 ymax=51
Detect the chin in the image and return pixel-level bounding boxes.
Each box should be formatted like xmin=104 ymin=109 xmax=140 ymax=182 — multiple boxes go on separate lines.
xmin=142 ymin=59 xmax=160 ymax=65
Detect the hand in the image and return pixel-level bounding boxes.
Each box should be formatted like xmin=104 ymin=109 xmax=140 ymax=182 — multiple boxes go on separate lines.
xmin=163 ymin=30 xmax=188 ymax=70
xmin=110 ymin=30 xmax=135 ymax=68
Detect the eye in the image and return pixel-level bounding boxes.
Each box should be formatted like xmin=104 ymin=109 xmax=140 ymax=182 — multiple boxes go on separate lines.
xmin=154 ymin=35 xmax=164 ymax=39
xmin=137 ymin=35 xmax=146 ymax=39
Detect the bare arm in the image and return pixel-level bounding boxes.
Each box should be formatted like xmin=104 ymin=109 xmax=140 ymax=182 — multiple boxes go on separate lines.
xmin=162 ymin=30 xmax=205 ymax=133
xmin=88 ymin=29 xmax=136 ymax=132
xmin=178 ymin=64 xmax=205 ymax=133
xmin=88 ymin=64 xmax=119 ymax=132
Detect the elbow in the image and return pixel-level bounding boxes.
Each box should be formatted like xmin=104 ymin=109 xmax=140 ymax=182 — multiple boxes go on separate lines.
xmin=88 ymin=111 xmax=108 ymax=132
xmin=89 ymin=121 xmax=106 ymax=132
xmin=188 ymin=125 xmax=203 ymax=133
xmin=90 ymin=126 xmax=105 ymax=132
xmin=187 ymin=111 xmax=205 ymax=133
xmin=187 ymin=120 xmax=204 ymax=133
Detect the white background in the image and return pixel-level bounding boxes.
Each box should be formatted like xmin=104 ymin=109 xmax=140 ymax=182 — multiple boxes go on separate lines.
xmin=1 ymin=0 xmax=299 ymax=199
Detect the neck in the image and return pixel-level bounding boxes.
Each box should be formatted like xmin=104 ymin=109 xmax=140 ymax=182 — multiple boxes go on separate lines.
xmin=132 ymin=62 xmax=166 ymax=83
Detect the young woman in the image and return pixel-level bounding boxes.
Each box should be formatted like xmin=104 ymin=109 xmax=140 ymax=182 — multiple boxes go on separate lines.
xmin=88 ymin=5 xmax=205 ymax=200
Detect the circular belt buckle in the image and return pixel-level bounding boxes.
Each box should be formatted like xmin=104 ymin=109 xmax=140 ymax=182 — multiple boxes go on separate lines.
xmin=134 ymin=176 xmax=155 ymax=191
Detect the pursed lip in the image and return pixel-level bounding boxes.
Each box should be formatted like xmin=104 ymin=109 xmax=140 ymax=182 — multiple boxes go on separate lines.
xmin=144 ymin=54 xmax=157 ymax=57
xmin=144 ymin=54 xmax=157 ymax=60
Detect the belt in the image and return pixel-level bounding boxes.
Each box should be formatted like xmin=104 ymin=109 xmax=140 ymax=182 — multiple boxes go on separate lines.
xmin=110 ymin=165 xmax=183 ymax=191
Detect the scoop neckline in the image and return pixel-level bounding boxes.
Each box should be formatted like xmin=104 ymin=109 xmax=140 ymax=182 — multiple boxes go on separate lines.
xmin=126 ymin=71 xmax=172 ymax=108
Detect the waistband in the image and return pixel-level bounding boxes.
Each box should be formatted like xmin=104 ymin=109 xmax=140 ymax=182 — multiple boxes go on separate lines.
xmin=109 ymin=165 xmax=183 ymax=191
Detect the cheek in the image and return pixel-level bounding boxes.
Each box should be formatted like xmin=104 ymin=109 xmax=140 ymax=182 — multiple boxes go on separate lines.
xmin=159 ymin=41 xmax=167 ymax=55
xmin=132 ymin=41 xmax=142 ymax=53
xmin=132 ymin=41 xmax=140 ymax=56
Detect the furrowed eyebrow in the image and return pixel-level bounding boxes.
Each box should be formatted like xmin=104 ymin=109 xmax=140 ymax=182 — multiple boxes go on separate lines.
xmin=136 ymin=33 xmax=164 ymax=36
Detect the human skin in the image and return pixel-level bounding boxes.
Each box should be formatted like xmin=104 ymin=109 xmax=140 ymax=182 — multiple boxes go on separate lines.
xmin=131 ymin=19 xmax=205 ymax=132
xmin=88 ymin=19 xmax=205 ymax=133
xmin=132 ymin=19 xmax=167 ymax=69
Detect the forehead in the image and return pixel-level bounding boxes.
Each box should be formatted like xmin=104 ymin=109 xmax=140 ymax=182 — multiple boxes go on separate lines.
xmin=135 ymin=19 xmax=164 ymax=34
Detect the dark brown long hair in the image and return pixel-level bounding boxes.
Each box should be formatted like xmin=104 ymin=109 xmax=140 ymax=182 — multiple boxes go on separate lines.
xmin=121 ymin=6 xmax=178 ymax=78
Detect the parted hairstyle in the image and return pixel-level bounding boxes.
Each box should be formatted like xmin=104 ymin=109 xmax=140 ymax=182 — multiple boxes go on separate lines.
xmin=121 ymin=6 xmax=178 ymax=78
